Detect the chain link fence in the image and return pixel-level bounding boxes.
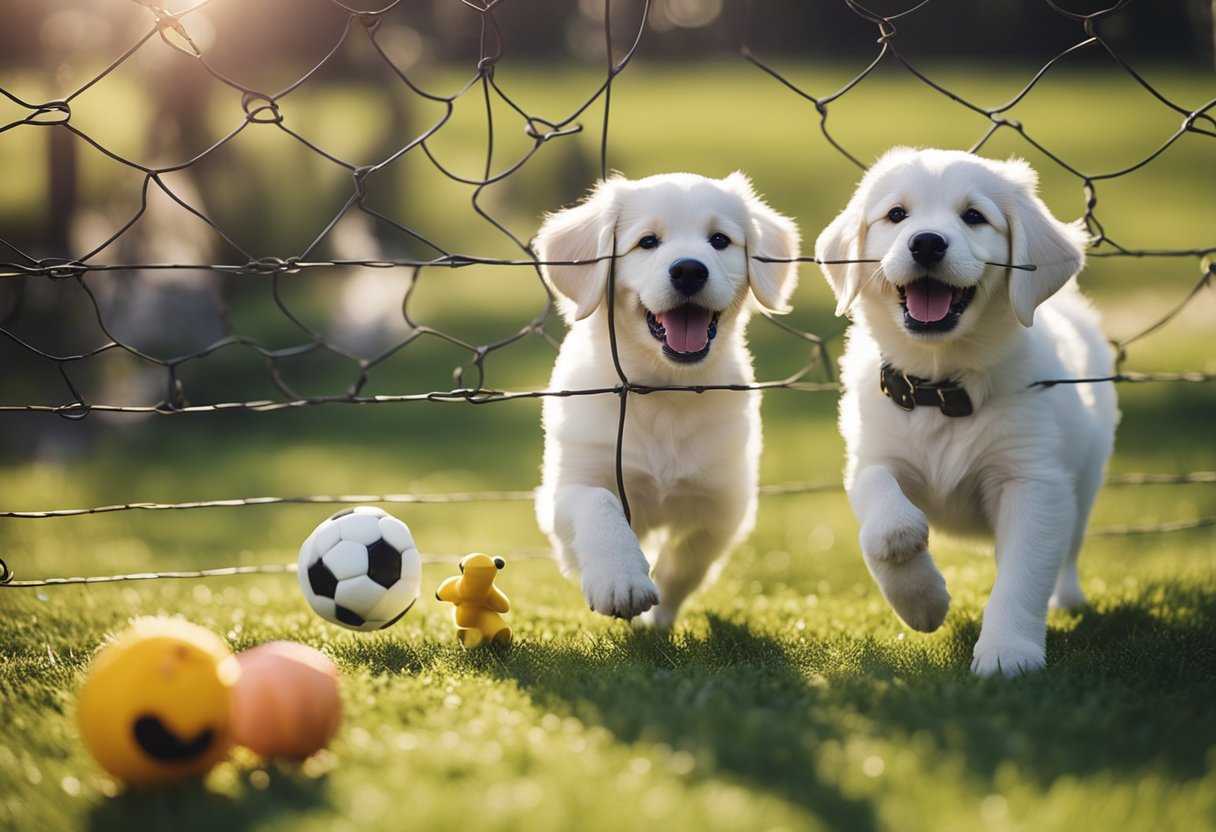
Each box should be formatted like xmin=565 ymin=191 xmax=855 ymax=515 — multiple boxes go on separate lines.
xmin=0 ymin=0 xmax=1212 ymax=586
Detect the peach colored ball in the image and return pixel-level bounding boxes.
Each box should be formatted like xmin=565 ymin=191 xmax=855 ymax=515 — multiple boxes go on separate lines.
xmin=231 ymin=641 xmax=342 ymax=759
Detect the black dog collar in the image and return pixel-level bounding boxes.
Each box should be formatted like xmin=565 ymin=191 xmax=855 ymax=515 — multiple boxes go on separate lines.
xmin=879 ymin=363 xmax=974 ymax=417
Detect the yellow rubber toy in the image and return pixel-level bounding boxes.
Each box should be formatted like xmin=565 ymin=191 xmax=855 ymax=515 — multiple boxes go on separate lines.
xmin=435 ymin=554 xmax=512 ymax=648
xmin=76 ymin=617 xmax=240 ymax=787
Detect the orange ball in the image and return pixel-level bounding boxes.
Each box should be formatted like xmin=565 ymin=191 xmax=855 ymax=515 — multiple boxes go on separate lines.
xmin=231 ymin=641 xmax=342 ymax=759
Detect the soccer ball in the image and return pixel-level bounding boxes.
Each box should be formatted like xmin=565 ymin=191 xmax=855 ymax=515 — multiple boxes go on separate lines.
xmin=297 ymin=507 xmax=422 ymax=631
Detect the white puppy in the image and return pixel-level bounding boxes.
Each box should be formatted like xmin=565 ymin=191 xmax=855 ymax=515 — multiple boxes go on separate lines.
xmin=534 ymin=172 xmax=800 ymax=626
xmin=816 ymin=148 xmax=1117 ymax=676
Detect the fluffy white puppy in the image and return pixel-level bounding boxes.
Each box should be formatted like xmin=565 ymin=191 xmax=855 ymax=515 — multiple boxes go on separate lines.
xmin=816 ymin=148 xmax=1117 ymax=676
xmin=534 ymin=172 xmax=800 ymax=626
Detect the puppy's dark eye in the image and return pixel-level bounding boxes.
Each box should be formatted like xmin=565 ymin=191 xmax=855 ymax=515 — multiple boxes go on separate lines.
xmin=962 ymin=208 xmax=987 ymax=225
xmin=708 ymin=232 xmax=731 ymax=250
xmin=887 ymin=207 xmax=908 ymax=223
xmin=638 ymin=234 xmax=660 ymax=250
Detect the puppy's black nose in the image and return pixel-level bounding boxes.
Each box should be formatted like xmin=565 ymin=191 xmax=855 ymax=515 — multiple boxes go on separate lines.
xmin=909 ymin=232 xmax=948 ymax=267
xmin=669 ymin=259 xmax=708 ymax=296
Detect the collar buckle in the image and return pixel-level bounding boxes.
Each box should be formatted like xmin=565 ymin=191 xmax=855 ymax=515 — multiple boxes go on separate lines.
xmin=878 ymin=368 xmax=917 ymax=411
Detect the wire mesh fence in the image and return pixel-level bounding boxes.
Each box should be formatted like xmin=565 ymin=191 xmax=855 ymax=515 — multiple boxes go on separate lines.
xmin=0 ymin=0 xmax=1212 ymax=587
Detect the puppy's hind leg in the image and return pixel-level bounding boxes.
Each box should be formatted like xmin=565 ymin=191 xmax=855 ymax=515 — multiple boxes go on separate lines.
xmin=1049 ymin=467 xmax=1103 ymax=611
xmin=554 ymin=484 xmax=659 ymax=620
xmin=1049 ymin=539 xmax=1086 ymax=612
xmin=972 ymin=477 xmax=1072 ymax=677
xmin=638 ymin=524 xmax=736 ymax=629
xmin=850 ymin=465 xmax=951 ymax=633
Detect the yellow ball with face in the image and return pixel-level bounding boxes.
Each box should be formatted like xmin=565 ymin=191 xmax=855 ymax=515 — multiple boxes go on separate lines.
xmin=76 ymin=617 xmax=240 ymax=787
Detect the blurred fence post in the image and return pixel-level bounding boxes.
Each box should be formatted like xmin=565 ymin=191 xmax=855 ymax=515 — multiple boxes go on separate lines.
xmin=47 ymin=126 xmax=76 ymax=256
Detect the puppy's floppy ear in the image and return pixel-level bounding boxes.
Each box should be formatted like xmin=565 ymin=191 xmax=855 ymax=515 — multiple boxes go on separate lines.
xmin=534 ymin=180 xmax=620 ymax=321
xmin=817 ymin=147 xmax=921 ymax=317
xmin=724 ymin=172 xmax=800 ymax=313
xmin=815 ymin=190 xmax=868 ymax=318
xmin=1001 ymin=158 xmax=1089 ymax=327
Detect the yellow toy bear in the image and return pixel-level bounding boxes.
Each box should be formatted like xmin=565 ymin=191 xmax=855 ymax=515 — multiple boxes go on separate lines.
xmin=435 ymin=554 xmax=512 ymax=648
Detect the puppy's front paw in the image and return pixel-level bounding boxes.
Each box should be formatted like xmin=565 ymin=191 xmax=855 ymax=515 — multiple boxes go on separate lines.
xmin=970 ymin=634 xmax=1046 ymax=678
xmin=859 ymin=504 xmax=929 ymax=564
xmin=866 ymin=550 xmax=951 ymax=633
xmin=581 ymin=565 xmax=659 ymax=620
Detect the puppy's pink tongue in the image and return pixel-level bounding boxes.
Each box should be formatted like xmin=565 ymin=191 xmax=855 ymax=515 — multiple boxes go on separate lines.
xmin=659 ymin=306 xmax=711 ymax=353
xmin=905 ymin=279 xmax=954 ymax=323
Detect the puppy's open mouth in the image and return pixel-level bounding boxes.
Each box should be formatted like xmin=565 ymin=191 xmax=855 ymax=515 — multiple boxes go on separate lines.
xmin=645 ymin=305 xmax=720 ymax=363
xmin=898 ymin=278 xmax=977 ymax=334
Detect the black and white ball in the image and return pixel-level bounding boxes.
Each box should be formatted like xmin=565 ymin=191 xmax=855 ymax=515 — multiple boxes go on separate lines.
xmin=297 ymin=507 xmax=422 ymax=631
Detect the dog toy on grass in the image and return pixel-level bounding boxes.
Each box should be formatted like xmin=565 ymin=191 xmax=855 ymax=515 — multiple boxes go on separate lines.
xmin=231 ymin=641 xmax=342 ymax=760
xmin=76 ymin=617 xmax=240 ymax=787
xmin=298 ymin=506 xmax=422 ymax=632
xmin=435 ymin=554 xmax=512 ymax=648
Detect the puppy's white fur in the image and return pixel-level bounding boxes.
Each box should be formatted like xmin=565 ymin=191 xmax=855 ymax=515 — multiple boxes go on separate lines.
xmin=534 ymin=172 xmax=799 ymax=626
xmin=817 ymin=148 xmax=1117 ymax=676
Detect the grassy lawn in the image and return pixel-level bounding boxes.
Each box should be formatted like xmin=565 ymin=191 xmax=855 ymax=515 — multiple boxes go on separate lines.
xmin=0 ymin=50 xmax=1214 ymax=832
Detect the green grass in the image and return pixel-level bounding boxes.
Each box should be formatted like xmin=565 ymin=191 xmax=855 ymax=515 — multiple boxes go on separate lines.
xmin=1 ymin=56 xmax=1214 ymax=832
xmin=2 ymin=544 xmax=1214 ymax=831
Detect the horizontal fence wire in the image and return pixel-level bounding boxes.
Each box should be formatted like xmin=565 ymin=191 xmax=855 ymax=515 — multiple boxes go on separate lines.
xmin=0 ymin=554 xmax=565 ymax=589
xmin=1 ymin=472 xmax=1212 ymax=587
xmin=0 ymin=0 xmax=1212 ymax=588
xmin=0 ymin=473 xmax=1211 ymax=520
